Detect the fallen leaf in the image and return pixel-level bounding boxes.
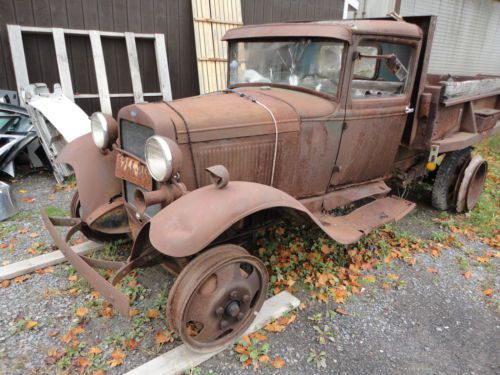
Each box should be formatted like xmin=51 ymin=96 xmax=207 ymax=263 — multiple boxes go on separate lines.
xmin=74 ymin=357 xmax=90 ymax=368
xmin=264 ymin=321 xmax=286 ymax=333
xmin=25 ymin=320 xmax=38 ymax=330
xmin=60 ymin=331 xmax=73 ymax=344
xmin=68 ymin=275 xmax=78 ymax=282
xmin=155 ymin=330 xmax=173 ymax=345
xmin=259 ymin=355 xmax=270 ymax=363
xmin=70 ymin=326 xmax=85 ymax=336
xmin=427 ymin=267 xmax=438 ymax=273
xmin=332 ymin=287 xmax=346 ymax=304
xmin=87 ymin=347 xmax=102 ymax=357
xmin=19 ymin=189 xmax=27 ymax=194
xmin=335 ymin=307 xmax=349 ymax=316
xmin=18 ymin=228 xmax=29 ymax=234
xmin=108 ymin=349 xmax=126 ymax=367
xmin=0 ymin=243 xmax=7 ymax=249
xmin=47 ymin=330 xmax=58 ymax=337
xmin=0 ymin=280 xmax=10 ymax=288
xmin=146 ymin=309 xmax=160 ymax=319
xmin=75 ymin=307 xmax=89 ymax=318
xmin=29 ymin=232 xmax=40 ymax=238
xmin=91 ymin=370 xmax=106 ymax=375
xmin=252 ymin=332 xmax=267 ymax=342
xmin=475 ymin=256 xmax=490 ymax=264
xmin=129 ymin=309 xmax=140 ymax=317
xmin=363 ymin=275 xmax=376 ymax=283
xmin=387 ymin=273 xmax=399 ymax=280
xmin=463 ymin=271 xmax=472 ymax=279
xmin=271 ymin=357 xmax=286 ymax=369
xmin=102 ymin=306 xmax=113 ymax=319
xmin=320 ymin=244 xmax=333 ymax=255
xmin=68 ymin=288 xmax=79 ymax=296
xmin=21 ymin=197 xmax=35 ymax=203
xmin=124 ymin=338 xmax=139 ymax=350
xmin=483 ymin=288 xmax=493 ymax=297
xmin=14 ymin=275 xmax=31 ymax=283
xmin=48 ymin=195 xmax=56 ymax=201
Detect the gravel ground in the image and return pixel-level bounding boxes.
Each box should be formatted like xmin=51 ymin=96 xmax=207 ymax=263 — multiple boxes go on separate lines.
xmin=0 ymin=169 xmax=498 ymax=375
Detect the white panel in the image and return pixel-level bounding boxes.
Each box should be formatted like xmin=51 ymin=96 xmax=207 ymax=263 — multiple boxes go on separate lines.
xmin=125 ymin=32 xmax=144 ymax=103
xmin=400 ymin=0 xmax=500 ymax=75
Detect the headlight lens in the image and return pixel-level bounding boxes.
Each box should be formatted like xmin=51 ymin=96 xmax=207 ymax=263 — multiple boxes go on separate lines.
xmin=145 ymin=136 xmax=173 ymax=182
xmin=90 ymin=112 xmax=109 ymax=149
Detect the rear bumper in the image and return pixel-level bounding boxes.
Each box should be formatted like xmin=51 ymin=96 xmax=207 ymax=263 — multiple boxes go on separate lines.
xmin=40 ymin=209 xmax=130 ymax=315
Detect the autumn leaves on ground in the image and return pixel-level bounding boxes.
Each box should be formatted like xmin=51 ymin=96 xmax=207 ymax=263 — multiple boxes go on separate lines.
xmin=0 ymin=136 xmax=498 ymax=374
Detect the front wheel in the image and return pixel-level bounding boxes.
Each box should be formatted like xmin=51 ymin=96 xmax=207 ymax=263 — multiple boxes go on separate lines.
xmin=69 ymin=191 xmax=125 ymax=243
xmin=167 ymin=244 xmax=268 ymax=353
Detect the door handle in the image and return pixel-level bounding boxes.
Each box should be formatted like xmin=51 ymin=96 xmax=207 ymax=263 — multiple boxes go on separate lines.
xmin=405 ymin=106 xmax=415 ymax=114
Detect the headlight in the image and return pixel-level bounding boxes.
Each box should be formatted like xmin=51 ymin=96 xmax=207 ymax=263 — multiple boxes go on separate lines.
xmin=145 ymin=136 xmax=176 ymax=182
xmin=90 ymin=112 xmax=117 ymax=150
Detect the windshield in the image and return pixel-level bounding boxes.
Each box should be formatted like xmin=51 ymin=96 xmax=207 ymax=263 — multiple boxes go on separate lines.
xmin=229 ymin=38 xmax=345 ymax=97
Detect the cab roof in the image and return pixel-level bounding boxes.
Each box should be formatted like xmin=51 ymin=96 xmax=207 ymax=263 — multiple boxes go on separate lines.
xmin=222 ymin=19 xmax=423 ymax=43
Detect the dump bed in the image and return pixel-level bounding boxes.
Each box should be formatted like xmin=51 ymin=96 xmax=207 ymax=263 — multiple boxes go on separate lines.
xmin=411 ymin=74 xmax=500 ymax=152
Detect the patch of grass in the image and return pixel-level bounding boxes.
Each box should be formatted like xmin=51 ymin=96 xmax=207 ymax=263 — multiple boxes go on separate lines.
xmin=307 ymin=350 xmax=327 ymax=369
xmin=44 ymin=206 xmax=68 ymax=217
xmin=430 ymin=231 xmax=448 ymax=242
xmin=457 ymin=257 xmax=470 ymax=272
xmin=9 ymin=210 xmax=36 ymax=221
xmin=313 ymin=324 xmax=335 ymax=344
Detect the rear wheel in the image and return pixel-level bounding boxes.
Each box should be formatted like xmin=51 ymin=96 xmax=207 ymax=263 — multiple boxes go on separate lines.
xmin=431 ymin=148 xmax=471 ymax=211
xmin=167 ymin=244 xmax=268 ymax=353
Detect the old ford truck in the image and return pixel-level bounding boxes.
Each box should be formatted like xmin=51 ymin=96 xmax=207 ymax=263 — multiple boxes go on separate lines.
xmin=42 ymin=16 xmax=500 ymax=352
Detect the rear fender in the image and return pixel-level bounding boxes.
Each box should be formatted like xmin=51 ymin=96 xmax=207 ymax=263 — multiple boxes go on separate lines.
xmin=148 ymin=181 xmax=340 ymax=257
xmin=57 ymin=134 xmax=121 ymax=220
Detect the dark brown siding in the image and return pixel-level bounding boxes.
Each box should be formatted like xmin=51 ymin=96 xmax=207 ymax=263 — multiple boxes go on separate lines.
xmin=0 ymin=0 xmax=343 ymax=114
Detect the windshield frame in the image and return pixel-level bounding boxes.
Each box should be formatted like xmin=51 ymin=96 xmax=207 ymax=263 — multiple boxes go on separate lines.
xmin=227 ymin=38 xmax=348 ymax=102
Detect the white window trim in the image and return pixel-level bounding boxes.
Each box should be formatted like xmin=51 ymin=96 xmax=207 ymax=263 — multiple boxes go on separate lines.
xmin=343 ymin=0 xmax=360 ymax=19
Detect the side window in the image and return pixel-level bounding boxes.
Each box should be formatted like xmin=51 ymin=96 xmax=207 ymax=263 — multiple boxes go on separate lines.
xmin=351 ymin=41 xmax=413 ymax=98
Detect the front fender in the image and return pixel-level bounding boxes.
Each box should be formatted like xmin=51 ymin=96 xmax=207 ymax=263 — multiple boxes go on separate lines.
xmin=149 ymin=181 xmax=331 ymax=257
xmin=57 ymin=134 xmax=121 ymax=220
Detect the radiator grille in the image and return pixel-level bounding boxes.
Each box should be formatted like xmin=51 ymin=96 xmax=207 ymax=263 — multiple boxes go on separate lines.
xmin=120 ymin=120 xmax=154 ymax=159
xmin=120 ymin=120 xmax=156 ymax=215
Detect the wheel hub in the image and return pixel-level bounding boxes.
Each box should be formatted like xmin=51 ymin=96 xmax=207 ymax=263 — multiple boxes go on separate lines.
xmin=225 ymin=300 xmax=241 ymax=317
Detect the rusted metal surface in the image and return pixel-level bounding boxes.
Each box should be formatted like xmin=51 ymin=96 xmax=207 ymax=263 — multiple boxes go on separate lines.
xmin=167 ymin=245 xmax=268 ymax=353
xmin=57 ymin=134 xmax=122 ymax=220
xmin=316 ymin=196 xmax=416 ymax=245
xmin=41 ymin=209 xmax=131 ymax=316
xmin=115 ymin=153 xmax=153 ymax=191
xmin=222 ymin=19 xmax=422 ymax=42
xmin=456 ymin=156 xmax=488 ymax=213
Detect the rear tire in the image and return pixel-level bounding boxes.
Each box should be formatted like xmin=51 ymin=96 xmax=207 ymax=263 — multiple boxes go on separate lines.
xmin=431 ymin=148 xmax=471 ymax=211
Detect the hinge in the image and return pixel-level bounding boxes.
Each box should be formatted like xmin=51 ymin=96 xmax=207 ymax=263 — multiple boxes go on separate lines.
xmin=332 ymin=165 xmax=342 ymax=173
xmin=342 ymin=121 xmax=348 ymax=130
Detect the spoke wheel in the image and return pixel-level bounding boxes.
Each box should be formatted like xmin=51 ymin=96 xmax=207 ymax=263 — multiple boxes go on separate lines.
xmin=167 ymin=244 xmax=268 ymax=353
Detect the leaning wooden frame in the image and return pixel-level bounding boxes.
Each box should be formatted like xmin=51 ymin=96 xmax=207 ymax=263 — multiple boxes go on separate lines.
xmin=40 ymin=16 xmax=500 ymax=354
xmin=7 ymin=24 xmax=172 ymax=114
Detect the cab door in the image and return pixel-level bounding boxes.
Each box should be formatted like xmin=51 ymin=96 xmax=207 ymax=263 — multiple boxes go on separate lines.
xmin=329 ymin=36 xmax=421 ymax=187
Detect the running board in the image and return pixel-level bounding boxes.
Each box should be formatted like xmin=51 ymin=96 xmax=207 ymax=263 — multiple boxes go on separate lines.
xmin=315 ymin=196 xmax=415 ymax=245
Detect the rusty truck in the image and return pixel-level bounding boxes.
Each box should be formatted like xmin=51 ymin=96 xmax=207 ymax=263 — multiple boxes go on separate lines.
xmin=42 ymin=16 xmax=500 ymax=352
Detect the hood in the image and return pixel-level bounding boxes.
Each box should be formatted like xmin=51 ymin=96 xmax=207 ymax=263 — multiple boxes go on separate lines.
xmin=169 ymin=87 xmax=336 ymax=143
xmin=120 ymin=87 xmax=336 ymax=144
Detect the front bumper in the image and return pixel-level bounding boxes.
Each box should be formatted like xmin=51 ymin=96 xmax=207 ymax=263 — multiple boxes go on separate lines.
xmin=40 ymin=210 xmax=156 ymax=316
